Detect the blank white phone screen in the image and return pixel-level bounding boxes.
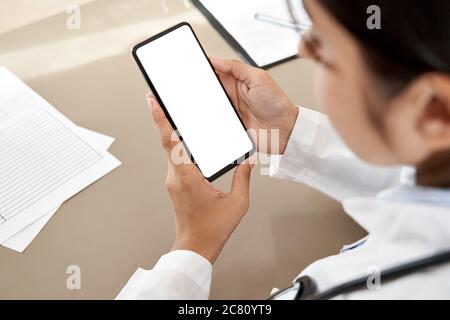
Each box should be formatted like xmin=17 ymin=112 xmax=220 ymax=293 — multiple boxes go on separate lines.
xmin=136 ymin=24 xmax=254 ymax=179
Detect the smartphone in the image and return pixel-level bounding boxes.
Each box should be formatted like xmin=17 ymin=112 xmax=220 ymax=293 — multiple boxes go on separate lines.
xmin=132 ymin=22 xmax=255 ymax=181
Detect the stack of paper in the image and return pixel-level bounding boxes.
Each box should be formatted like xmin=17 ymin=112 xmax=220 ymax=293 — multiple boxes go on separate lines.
xmin=0 ymin=67 xmax=121 ymax=253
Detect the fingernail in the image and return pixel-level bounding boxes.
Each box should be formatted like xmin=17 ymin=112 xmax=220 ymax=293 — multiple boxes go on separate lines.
xmin=148 ymin=97 xmax=157 ymax=111
xmin=211 ymin=57 xmax=224 ymax=66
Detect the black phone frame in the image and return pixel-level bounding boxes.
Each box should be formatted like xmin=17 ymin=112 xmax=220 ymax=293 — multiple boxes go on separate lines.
xmin=132 ymin=22 xmax=256 ymax=182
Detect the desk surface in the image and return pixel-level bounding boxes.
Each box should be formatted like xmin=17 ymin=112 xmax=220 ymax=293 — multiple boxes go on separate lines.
xmin=0 ymin=0 xmax=365 ymax=299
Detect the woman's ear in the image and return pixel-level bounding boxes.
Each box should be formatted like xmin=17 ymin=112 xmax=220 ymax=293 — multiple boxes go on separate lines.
xmin=383 ymin=73 xmax=450 ymax=164
xmin=417 ymin=73 xmax=450 ymax=152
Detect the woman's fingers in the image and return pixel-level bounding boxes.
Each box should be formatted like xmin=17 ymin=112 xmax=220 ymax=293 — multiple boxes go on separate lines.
xmin=147 ymin=93 xmax=201 ymax=183
xmin=209 ymin=57 xmax=227 ymax=72
xmin=210 ymin=58 xmax=257 ymax=85
xmin=147 ymin=94 xmax=179 ymax=156
xmin=147 ymin=92 xmax=254 ymax=195
xmin=147 ymin=95 xmax=190 ymax=164
xmin=231 ymin=162 xmax=254 ymax=203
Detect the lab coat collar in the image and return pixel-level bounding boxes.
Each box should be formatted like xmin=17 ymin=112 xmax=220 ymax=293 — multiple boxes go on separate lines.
xmin=343 ymin=185 xmax=450 ymax=249
xmin=378 ymin=185 xmax=450 ymax=207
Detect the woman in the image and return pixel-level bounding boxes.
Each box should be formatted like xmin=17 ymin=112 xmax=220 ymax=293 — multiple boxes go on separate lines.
xmin=117 ymin=0 xmax=450 ymax=299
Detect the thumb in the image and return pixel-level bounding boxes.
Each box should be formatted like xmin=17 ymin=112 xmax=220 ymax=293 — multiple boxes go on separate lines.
xmin=210 ymin=58 xmax=257 ymax=84
xmin=231 ymin=162 xmax=254 ymax=199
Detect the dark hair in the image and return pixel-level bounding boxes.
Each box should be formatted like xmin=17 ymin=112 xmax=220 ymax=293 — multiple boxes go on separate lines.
xmin=317 ymin=0 xmax=450 ymax=94
xmin=316 ymin=0 xmax=450 ymax=188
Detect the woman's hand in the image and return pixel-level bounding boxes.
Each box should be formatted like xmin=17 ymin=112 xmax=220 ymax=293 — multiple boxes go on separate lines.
xmin=211 ymin=58 xmax=299 ymax=154
xmin=147 ymin=95 xmax=254 ymax=264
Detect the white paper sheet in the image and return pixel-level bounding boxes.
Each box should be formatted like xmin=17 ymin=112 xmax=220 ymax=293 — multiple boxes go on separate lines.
xmin=0 ymin=67 xmax=121 ymax=244
xmin=2 ymin=210 xmax=57 ymax=253
xmin=198 ymin=0 xmax=310 ymax=67
xmin=1 ymin=127 xmax=115 ymax=253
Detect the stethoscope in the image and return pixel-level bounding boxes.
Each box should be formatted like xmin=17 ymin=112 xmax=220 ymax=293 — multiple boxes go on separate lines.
xmin=267 ymin=250 xmax=450 ymax=300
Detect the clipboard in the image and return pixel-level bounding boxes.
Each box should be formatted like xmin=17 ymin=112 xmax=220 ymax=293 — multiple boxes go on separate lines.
xmin=191 ymin=0 xmax=299 ymax=69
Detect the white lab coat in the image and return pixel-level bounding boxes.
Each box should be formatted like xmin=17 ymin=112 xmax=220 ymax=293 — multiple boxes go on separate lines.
xmin=116 ymin=107 xmax=450 ymax=300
